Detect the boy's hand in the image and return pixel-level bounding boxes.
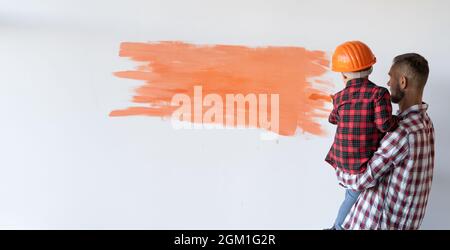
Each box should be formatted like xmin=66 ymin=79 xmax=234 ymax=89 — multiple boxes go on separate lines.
xmin=308 ymin=93 xmax=333 ymax=103
xmin=330 ymin=94 xmax=335 ymax=104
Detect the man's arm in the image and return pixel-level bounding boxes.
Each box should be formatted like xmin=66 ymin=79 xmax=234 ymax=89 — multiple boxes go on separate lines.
xmin=336 ymin=129 xmax=409 ymax=191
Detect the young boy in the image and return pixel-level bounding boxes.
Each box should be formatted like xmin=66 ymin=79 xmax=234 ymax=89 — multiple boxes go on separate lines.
xmin=325 ymin=41 xmax=398 ymax=230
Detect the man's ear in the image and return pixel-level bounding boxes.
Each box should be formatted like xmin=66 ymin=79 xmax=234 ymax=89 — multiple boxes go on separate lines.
xmin=400 ymin=75 xmax=408 ymax=90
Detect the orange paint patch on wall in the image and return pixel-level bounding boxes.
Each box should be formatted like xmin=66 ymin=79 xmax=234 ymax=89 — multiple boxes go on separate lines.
xmin=110 ymin=41 xmax=332 ymax=136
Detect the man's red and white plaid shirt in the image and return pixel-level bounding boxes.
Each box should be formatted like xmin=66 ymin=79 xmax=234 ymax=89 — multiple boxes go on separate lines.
xmin=336 ymin=103 xmax=435 ymax=230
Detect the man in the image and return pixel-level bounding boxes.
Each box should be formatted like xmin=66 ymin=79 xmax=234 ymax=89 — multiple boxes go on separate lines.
xmin=335 ymin=53 xmax=434 ymax=230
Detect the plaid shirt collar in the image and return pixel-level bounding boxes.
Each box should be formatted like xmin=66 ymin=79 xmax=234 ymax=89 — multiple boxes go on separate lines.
xmin=345 ymin=78 xmax=370 ymax=88
xmin=397 ymin=102 xmax=429 ymax=119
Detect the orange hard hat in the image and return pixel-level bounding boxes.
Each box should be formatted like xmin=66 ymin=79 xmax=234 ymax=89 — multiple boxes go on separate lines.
xmin=332 ymin=41 xmax=376 ymax=72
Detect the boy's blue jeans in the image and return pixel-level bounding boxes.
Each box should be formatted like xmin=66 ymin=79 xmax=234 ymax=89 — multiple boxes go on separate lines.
xmin=334 ymin=189 xmax=361 ymax=230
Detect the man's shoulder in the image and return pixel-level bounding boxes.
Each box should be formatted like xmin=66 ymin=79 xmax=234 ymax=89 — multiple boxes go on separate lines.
xmin=382 ymin=111 xmax=433 ymax=147
xmin=398 ymin=111 xmax=433 ymax=134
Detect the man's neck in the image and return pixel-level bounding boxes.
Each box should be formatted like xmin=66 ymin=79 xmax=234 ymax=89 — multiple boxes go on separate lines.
xmin=399 ymin=92 xmax=423 ymax=112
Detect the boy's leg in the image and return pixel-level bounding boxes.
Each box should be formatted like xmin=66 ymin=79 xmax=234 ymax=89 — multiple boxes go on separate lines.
xmin=334 ymin=189 xmax=361 ymax=230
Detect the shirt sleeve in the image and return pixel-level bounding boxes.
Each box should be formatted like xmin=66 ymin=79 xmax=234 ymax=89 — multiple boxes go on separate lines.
xmin=336 ymin=129 xmax=409 ymax=191
xmin=328 ymin=96 xmax=338 ymax=125
xmin=375 ymin=88 xmax=398 ymax=132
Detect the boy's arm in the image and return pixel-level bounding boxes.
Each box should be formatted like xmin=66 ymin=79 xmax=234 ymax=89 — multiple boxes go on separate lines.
xmin=328 ymin=94 xmax=338 ymax=125
xmin=374 ymin=88 xmax=398 ymax=132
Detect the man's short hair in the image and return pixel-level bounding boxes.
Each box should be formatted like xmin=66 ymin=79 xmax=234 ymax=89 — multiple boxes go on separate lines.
xmin=393 ymin=53 xmax=429 ymax=88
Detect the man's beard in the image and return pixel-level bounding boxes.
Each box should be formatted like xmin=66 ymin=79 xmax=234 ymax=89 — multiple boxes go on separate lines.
xmin=390 ymin=84 xmax=405 ymax=103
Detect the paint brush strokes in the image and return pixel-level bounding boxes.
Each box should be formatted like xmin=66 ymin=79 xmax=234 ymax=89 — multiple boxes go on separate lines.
xmin=110 ymin=41 xmax=332 ymax=136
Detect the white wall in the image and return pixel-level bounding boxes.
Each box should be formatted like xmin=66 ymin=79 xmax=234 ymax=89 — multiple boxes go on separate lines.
xmin=0 ymin=0 xmax=449 ymax=229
